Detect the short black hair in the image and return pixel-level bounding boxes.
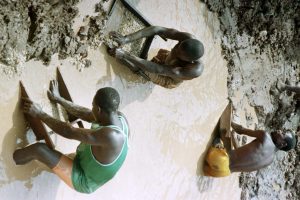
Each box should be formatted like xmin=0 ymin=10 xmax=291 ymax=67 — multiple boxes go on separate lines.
xmin=281 ymin=130 xmax=297 ymax=151
xmin=179 ymin=39 xmax=204 ymax=61
xmin=94 ymin=87 xmax=120 ymax=112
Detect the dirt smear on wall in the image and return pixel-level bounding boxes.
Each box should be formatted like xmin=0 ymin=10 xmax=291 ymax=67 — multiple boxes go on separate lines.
xmin=201 ymin=0 xmax=300 ymax=199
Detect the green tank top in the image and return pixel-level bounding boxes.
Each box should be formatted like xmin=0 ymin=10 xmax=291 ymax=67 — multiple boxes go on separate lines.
xmin=72 ymin=115 xmax=129 ymax=193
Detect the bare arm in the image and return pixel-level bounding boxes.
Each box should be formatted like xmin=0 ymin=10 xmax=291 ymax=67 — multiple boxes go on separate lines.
xmin=115 ymin=49 xmax=203 ymax=80
xmin=231 ymin=122 xmax=264 ymax=139
xmin=47 ymin=80 xmax=95 ymax=123
xmin=23 ymin=98 xmax=107 ymax=145
xmin=110 ymin=26 xmax=195 ymax=45
xmin=39 ymin=111 xmax=98 ymax=143
xmin=54 ymin=96 xmax=94 ymax=122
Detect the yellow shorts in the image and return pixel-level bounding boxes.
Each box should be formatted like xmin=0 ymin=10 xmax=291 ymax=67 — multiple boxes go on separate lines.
xmin=203 ymin=147 xmax=231 ymax=177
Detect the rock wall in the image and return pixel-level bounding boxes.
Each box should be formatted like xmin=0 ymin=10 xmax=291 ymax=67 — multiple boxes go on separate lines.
xmin=201 ymin=0 xmax=300 ymax=199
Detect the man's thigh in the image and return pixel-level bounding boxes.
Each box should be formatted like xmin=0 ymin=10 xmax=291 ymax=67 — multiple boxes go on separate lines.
xmin=52 ymin=155 xmax=74 ymax=189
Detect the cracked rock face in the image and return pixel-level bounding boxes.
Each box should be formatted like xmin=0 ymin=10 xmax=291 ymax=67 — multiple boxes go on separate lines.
xmin=0 ymin=0 xmax=145 ymax=72
xmin=0 ymin=0 xmax=84 ymax=66
xmin=201 ymin=0 xmax=300 ymax=199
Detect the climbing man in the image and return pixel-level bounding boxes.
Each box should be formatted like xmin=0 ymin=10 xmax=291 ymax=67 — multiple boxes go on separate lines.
xmin=204 ymin=121 xmax=297 ymax=177
xmin=13 ymin=80 xmax=130 ymax=194
xmin=108 ymin=26 xmax=204 ymax=89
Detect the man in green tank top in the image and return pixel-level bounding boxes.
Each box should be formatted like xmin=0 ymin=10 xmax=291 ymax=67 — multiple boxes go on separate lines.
xmin=13 ymin=80 xmax=130 ymax=194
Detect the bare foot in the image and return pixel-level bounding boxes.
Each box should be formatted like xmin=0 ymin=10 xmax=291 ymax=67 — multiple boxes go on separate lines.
xmin=13 ymin=143 xmax=40 ymax=165
xmin=13 ymin=148 xmax=33 ymax=165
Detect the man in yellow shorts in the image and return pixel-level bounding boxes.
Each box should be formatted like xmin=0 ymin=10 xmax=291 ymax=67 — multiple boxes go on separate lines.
xmin=204 ymin=122 xmax=297 ymax=177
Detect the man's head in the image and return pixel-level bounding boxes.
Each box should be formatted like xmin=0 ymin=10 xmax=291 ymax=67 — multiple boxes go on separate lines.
xmin=177 ymin=39 xmax=204 ymax=62
xmin=271 ymin=130 xmax=297 ymax=151
xmin=92 ymin=87 xmax=120 ymax=119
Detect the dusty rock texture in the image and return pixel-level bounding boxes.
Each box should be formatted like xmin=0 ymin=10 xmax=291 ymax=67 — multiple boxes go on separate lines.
xmin=201 ymin=0 xmax=300 ymax=200
xmin=0 ymin=0 xmax=88 ymax=67
xmin=87 ymin=1 xmax=109 ymax=47
xmin=0 ymin=0 xmax=146 ymax=73
xmin=87 ymin=0 xmax=146 ymax=56
xmin=117 ymin=9 xmax=146 ymax=57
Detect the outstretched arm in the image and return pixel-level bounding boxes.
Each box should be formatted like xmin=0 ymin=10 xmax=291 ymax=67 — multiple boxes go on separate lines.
xmin=109 ymin=49 xmax=203 ymax=80
xmin=231 ymin=122 xmax=264 ymax=139
xmin=23 ymin=98 xmax=106 ymax=145
xmin=110 ymin=26 xmax=195 ymax=45
xmin=47 ymin=80 xmax=95 ymax=123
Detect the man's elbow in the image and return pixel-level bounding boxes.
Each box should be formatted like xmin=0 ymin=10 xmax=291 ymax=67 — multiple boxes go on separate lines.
xmin=63 ymin=124 xmax=76 ymax=139
xmin=195 ymin=61 xmax=204 ymax=77
xmin=84 ymin=113 xmax=95 ymax=123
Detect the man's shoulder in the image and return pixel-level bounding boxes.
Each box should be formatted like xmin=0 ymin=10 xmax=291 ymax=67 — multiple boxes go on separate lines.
xmin=95 ymin=126 xmax=119 ymax=134
xmin=177 ymin=33 xmax=196 ymax=41
xmin=182 ymin=60 xmax=204 ymax=77
xmin=248 ymin=130 xmax=267 ymax=143
xmin=256 ymin=130 xmax=268 ymax=140
xmin=261 ymin=131 xmax=275 ymax=146
xmin=92 ymin=127 xmax=122 ymax=144
xmin=117 ymin=111 xmax=126 ymax=119
xmin=195 ymin=60 xmax=204 ymax=69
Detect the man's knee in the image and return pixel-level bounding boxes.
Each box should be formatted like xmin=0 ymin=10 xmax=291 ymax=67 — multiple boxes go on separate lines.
xmin=33 ymin=143 xmax=62 ymax=168
xmin=33 ymin=143 xmax=50 ymax=153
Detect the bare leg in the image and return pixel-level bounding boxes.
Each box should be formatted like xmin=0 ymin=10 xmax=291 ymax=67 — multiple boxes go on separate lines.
xmin=13 ymin=143 xmax=61 ymax=168
xmin=52 ymin=155 xmax=74 ymax=188
xmin=120 ymin=58 xmax=140 ymax=72
xmin=13 ymin=143 xmax=74 ymax=188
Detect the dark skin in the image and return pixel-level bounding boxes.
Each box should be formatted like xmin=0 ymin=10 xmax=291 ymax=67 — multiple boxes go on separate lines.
xmin=13 ymin=80 xmax=129 ymax=172
xmin=108 ymin=26 xmax=204 ymax=81
xmin=229 ymin=122 xmax=288 ymax=172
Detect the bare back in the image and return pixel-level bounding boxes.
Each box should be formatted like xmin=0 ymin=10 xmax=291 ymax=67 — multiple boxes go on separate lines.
xmin=92 ymin=114 xmax=129 ymax=165
xmin=91 ymin=128 xmax=125 ymax=164
xmin=229 ymin=132 xmax=277 ymax=172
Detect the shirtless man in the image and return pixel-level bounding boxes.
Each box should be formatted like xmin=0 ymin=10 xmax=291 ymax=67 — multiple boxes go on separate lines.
xmin=204 ymin=122 xmax=297 ymax=177
xmin=108 ymin=26 xmax=204 ymax=89
xmin=13 ymin=81 xmax=130 ymax=194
